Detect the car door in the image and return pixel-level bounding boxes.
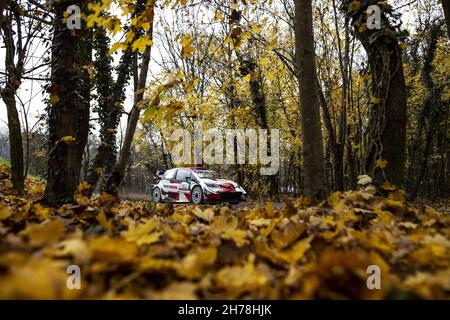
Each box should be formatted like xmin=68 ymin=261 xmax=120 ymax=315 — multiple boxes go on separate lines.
xmin=162 ymin=169 xmax=178 ymax=201
xmin=175 ymin=169 xmax=192 ymax=202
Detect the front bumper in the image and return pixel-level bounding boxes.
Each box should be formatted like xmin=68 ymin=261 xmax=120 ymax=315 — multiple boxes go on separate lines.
xmin=204 ymin=191 xmax=246 ymax=203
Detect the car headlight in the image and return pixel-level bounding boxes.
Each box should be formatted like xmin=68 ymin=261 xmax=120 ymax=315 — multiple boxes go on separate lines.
xmin=206 ymin=183 xmax=221 ymax=192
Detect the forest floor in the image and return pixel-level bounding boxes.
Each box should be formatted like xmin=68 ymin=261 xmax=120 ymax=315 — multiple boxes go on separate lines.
xmin=118 ymin=191 xmax=287 ymax=211
xmin=0 ymin=163 xmax=449 ymax=299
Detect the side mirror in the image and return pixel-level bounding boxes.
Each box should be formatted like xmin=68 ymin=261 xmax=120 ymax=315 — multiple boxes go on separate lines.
xmin=154 ymin=170 xmax=164 ymax=181
xmin=185 ymin=177 xmax=192 ymax=183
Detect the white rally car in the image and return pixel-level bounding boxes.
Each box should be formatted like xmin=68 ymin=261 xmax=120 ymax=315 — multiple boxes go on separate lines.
xmin=151 ymin=168 xmax=247 ymax=204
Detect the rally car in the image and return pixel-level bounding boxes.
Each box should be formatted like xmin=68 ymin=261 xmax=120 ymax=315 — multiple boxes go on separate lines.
xmin=151 ymin=168 xmax=246 ymax=204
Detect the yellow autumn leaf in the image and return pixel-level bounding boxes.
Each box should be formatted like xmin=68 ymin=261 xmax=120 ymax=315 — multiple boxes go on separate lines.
xmin=0 ymin=258 xmax=82 ymax=299
xmin=211 ymin=214 xmax=248 ymax=247
xmin=97 ymin=211 xmax=113 ymax=232
xmin=371 ymin=97 xmax=382 ymax=104
xmin=122 ymin=218 xmax=162 ymax=245
xmin=33 ymin=203 xmax=51 ymax=220
xmin=359 ymin=23 xmax=367 ymax=33
xmin=180 ymin=34 xmax=195 ymax=58
xmin=176 ymin=247 xmax=217 ymax=279
xmin=88 ymin=236 xmax=138 ymax=263
xmin=242 ymin=74 xmax=251 ymax=82
xmin=192 ymin=207 xmax=214 ymax=223
xmin=49 ymin=93 xmax=60 ymax=105
xmin=132 ymin=36 xmax=153 ymax=53
xmin=60 ymin=136 xmax=76 ymax=144
xmin=21 ymin=220 xmax=65 ymax=247
xmin=0 ymin=205 xmax=12 ymax=220
xmin=375 ymin=158 xmax=388 ymax=169
xmin=109 ymin=42 xmax=128 ymax=54
xmin=279 ymin=235 xmax=314 ymax=264
xmin=215 ymin=254 xmax=268 ymax=298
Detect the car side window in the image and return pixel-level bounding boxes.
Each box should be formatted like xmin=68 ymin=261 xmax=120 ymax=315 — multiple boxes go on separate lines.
xmin=164 ymin=169 xmax=176 ymax=180
xmin=176 ymin=170 xmax=191 ymax=181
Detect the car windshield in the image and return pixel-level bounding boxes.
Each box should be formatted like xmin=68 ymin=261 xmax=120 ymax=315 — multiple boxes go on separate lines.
xmin=195 ymin=170 xmax=221 ymax=179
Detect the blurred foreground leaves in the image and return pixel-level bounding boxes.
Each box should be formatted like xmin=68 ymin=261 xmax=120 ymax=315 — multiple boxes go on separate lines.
xmin=0 ymin=164 xmax=449 ymax=299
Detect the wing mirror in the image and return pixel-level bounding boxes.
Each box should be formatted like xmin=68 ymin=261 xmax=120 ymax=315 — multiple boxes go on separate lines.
xmin=154 ymin=170 xmax=164 ymax=181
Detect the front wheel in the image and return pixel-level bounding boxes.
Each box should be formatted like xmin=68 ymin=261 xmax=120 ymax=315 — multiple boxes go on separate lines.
xmin=191 ymin=186 xmax=204 ymax=204
xmin=152 ymin=187 xmax=162 ymax=202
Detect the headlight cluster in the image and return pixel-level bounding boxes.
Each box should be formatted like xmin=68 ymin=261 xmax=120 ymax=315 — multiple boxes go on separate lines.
xmin=206 ymin=183 xmax=221 ymax=192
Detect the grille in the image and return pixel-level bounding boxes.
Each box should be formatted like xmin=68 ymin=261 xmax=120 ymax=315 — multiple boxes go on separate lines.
xmin=219 ymin=192 xmax=242 ymax=201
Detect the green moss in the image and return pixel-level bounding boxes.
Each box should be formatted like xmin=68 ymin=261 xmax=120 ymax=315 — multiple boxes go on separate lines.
xmin=0 ymin=157 xmax=11 ymax=167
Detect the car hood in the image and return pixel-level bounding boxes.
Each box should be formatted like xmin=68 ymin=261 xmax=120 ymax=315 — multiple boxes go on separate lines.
xmin=201 ymin=178 xmax=238 ymax=187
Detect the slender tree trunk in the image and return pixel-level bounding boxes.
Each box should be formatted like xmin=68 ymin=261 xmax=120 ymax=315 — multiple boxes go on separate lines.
xmin=86 ymin=33 xmax=135 ymax=193
xmin=442 ymin=0 xmax=450 ymax=38
xmin=43 ymin=0 xmax=91 ymax=205
xmin=317 ymin=79 xmax=344 ymax=192
xmin=0 ymin=0 xmax=9 ymax=28
xmin=106 ymin=44 xmax=153 ymax=195
xmin=86 ymin=0 xmax=146 ymax=194
xmin=329 ymin=0 xmax=349 ymax=191
xmin=239 ymin=56 xmax=279 ymax=196
xmin=2 ymin=89 xmax=24 ymax=193
xmin=1 ymin=3 xmax=24 ymax=194
xmin=295 ymin=0 xmax=327 ymax=200
xmin=85 ymin=29 xmax=113 ymax=191
xmin=406 ymin=22 xmax=442 ymax=197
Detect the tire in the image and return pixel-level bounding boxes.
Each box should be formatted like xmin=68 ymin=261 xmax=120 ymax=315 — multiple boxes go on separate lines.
xmin=152 ymin=187 xmax=162 ymax=203
xmin=191 ymin=186 xmax=204 ymax=204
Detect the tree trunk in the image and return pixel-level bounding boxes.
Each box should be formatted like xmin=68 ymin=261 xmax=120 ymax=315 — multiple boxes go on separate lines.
xmin=0 ymin=0 xmax=9 ymax=27
xmin=43 ymin=0 xmax=91 ymax=205
xmin=2 ymin=89 xmax=24 ymax=193
xmin=406 ymin=22 xmax=444 ymax=199
xmin=1 ymin=2 xmax=24 ymax=194
xmin=294 ymin=0 xmax=327 ymax=200
xmin=442 ymin=0 xmax=450 ymax=38
xmin=85 ymin=29 xmax=114 ymax=191
xmin=343 ymin=1 xmax=408 ymax=187
xmin=239 ymin=56 xmax=279 ymax=196
xmin=86 ymin=28 xmax=136 ymax=193
xmin=106 ymin=44 xmax=153 ymax=195
xmin=365 ymin=43 xmax=407 ymax=187
xmin=317 ymin=79 xmax=344 ymax=192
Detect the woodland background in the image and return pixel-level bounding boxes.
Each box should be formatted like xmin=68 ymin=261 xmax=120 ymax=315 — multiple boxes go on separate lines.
xmin=0 ymin=0 xmax=449 ymax=203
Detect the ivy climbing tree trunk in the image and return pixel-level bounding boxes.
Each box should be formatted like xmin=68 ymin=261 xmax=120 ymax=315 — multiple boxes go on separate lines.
xmin=238 ymin=55 xmax=279 ymax=197
xmin=85 ymin=29 xmax=134 ymax=193
xmin=342 ymin=0 xmax=408 ymax=187
xmin=406 ymin=22 xmax=445 ymax=199
xmin=105 ymin=46 xmax=151 ymax=195
xmin=86 ymin=0 xmax=146 ymax=193
xmin=294 ymin=0 xmax=327 ymax=200
xmin=43 ymin=0 xmax=92 ymax=205
xmin=105 ymin=2 xmax=155 ymax=195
